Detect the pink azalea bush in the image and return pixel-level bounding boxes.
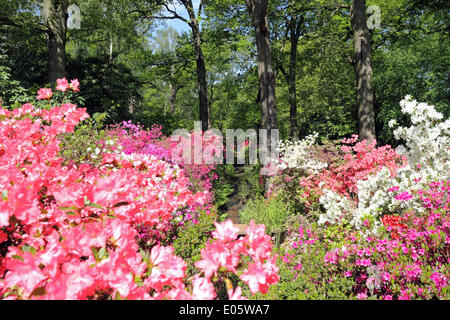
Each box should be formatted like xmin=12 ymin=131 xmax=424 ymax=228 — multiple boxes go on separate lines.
xmin=272 ymin=135 xmax=405 ymax=218
xmin=0 ymin=82 xmax=278 ymax=300
xmin=105 ymin=122 xmax=219 ymax=198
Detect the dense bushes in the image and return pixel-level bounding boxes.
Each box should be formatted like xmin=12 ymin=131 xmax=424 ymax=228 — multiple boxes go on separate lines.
xmin=0 ymin=81 xmax=447 ymax=300
xmin=0 ymin=82 xmax=279 ymax=300
xmin=267 ymin=96 xmax=449 ymax=300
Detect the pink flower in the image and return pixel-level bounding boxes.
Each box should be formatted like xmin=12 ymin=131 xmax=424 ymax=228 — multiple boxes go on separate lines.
xmin=194 ymin=243 xmax=224 ymax=278
xmin=37 ymin=88 xmax=53 ymax=100
xmin=56 ymin=78 xmax=70 ymax=92
xmin=0 ymin=230 xmax=7 ymax=243
xmin=356 ymin=292 xmax=368 ymax=300
xmin=395 ymin=191 xmax=413 ymax=201
xmin=388 ymin=186 xmax=399 ymax=192
xmin=227 ymin=286 xmax=248 ymax=300
xmin=240 ymin=256 xmax=279 ymax=295
xmin=212 ymin=220 xmax=239 ymax=242
xmin=4 ymin=252 xmax=47 ymax=296
xmin=191 ymin=275 xmax=216 ymax=300
xmin=70 ymin=79 xmax=80 ymax=92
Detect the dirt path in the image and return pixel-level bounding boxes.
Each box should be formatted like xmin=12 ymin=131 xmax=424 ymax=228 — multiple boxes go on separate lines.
xmin=222 ymin=165 xmax=247 ymax=235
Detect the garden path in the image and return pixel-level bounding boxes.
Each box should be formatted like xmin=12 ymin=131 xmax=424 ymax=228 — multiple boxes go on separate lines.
xmin=222 ymin=165 xmax=247 ymax=236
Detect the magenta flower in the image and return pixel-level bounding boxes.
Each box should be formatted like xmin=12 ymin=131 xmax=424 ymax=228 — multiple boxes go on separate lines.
xmin=395 ymin=191 xmax=413 ymax=201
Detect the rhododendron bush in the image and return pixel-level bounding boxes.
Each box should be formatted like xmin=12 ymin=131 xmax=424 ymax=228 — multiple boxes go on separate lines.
xmin=105 ymin=121 xmax=220 ymax=202
xmin=0 ymin=83 xmax=279 ymax=300
xmin=270 ymin=96 xmax=449 ymax=299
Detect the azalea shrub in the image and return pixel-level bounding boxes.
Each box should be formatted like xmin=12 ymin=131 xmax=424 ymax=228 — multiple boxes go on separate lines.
xmin=240 ymin=195 xmax=291 ymax=236
xmin=270 ymin=180 xmax=449 ymax=300
xmin=270 ymin=96 xmax=449 ymax=300
xmin=105 ymin=121 xmax=220 ymax=200
xmin=0 ymin=81 xmax=279 ymax=300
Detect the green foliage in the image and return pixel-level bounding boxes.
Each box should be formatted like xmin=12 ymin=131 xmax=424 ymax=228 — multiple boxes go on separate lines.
xmin=67 ymin=55 xmax=142 ymax=123
xmin=251 ymin=215 xmax=358 ymax=300
xmin=237 ymin=164 xmax=265 ymax=201
xmin=58 ymin=112 xmax=112 ymax=166
xmin=240 ymin=194 xmax=292 ymax=235
xmin=374 ymin=33 xmax=450 ymax=146
xmin=212 ymin=165 xmax=235 ymax=209
xmin=0 ymin=65 xmax=30 ymax=107
xmin=171 ymin=209 xmax=223 ymax=278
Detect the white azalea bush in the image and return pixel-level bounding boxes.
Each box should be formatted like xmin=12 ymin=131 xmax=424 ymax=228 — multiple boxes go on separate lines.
xmin=277 ymin=132 xmax=328 ymax=174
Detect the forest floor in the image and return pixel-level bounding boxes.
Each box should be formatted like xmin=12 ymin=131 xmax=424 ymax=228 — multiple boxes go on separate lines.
xmin=222 ymin=165 xmax=247 ymax=236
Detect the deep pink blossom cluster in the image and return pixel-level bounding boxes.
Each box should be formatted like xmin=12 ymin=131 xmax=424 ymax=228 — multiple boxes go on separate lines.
xmin=107 ymin=121 xmax=169 ymax=161
xmin=106 ymin=122 xmax=219 ymax=197
xmin=283 ymin=180 xmax=449 ymax=300
xmin=195 ymin=220 xmax=279 ymax=295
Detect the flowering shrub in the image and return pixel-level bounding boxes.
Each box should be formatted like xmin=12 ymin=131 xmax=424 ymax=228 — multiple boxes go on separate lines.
xmin=277 ymin=133 xmax=328 ymax=174
xmin=107 ymin=121 xmax=169 ymax=161
xmin=318 ymin=96 xmax=449 ymax=227
xmin=269 ymin=96 xmax=449 ymax=300
xmin=269 ymin=180 xmax=449 ymax=300
xmin=0 ymin=82 xmax=278 ymax=300
xmin=273 ymin=132 xmax=404 ymax=218
xmin=106 ymin=122 xmax=219 ymax=199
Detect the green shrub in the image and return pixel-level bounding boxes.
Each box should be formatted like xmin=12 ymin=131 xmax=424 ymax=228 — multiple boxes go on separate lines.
xmin=239 ymin=194 xmax=291 ymax=235
xmin=213 ymin=164 xmax=235 ymax=209
xmin=58 ymin=112 xmax=116 ymax=166
xmin=249 ymin=215 xmax=359 ymax=300
xmin=237 ymin=164 xmax=264 ymax=201
xmin=171 ymin=209 xmax=225 ymax=278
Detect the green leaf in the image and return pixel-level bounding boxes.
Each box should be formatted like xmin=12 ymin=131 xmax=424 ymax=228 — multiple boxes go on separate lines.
xmin=22 ymin=244 xmax=36 ymax=255
xmin=114 ymin=291 xmax=124 ymax=300
xmin=98 ymin=247 xmax=107 ymax=259
xmin=89 ymin=202 xmax=103 ymax=209
xmin=59 ymin=205 xmax=79 ymax=211
xmin=1 ymin=189 xmax=7 ymax=201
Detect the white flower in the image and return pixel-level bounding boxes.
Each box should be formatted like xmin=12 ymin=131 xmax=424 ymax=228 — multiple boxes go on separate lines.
xmin=277 ymin=132 xmax=328 ymax=174
xmin=388 ymin=119 xmax=398 ymax=128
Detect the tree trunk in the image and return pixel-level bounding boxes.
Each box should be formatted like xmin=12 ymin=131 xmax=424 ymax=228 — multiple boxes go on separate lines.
xmin=246 ymin=0 xmax=278 ymax=131
xmin=351 ymin=0 xmax=376 ymax=143
xmin=40 ymin=0 xmax=68 ymax=86
xmin=184 ymin=0 xmax=209 ymax=132
xmin=287 ymin=10 xmax=303 ymax=139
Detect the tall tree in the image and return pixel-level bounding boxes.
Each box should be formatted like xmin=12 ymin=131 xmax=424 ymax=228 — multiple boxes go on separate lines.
xmin=130 ymin=0 xmax=209 ymax=130
xmin=39 ymin=0 xmax=69 ymax=85
xmin=351 ymin=0 xmax=375 ymax=143
xmin=244 ymin=0 xmax=278 ymax=131
xmin=183 ymin=0 xmax=209 ymax=131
